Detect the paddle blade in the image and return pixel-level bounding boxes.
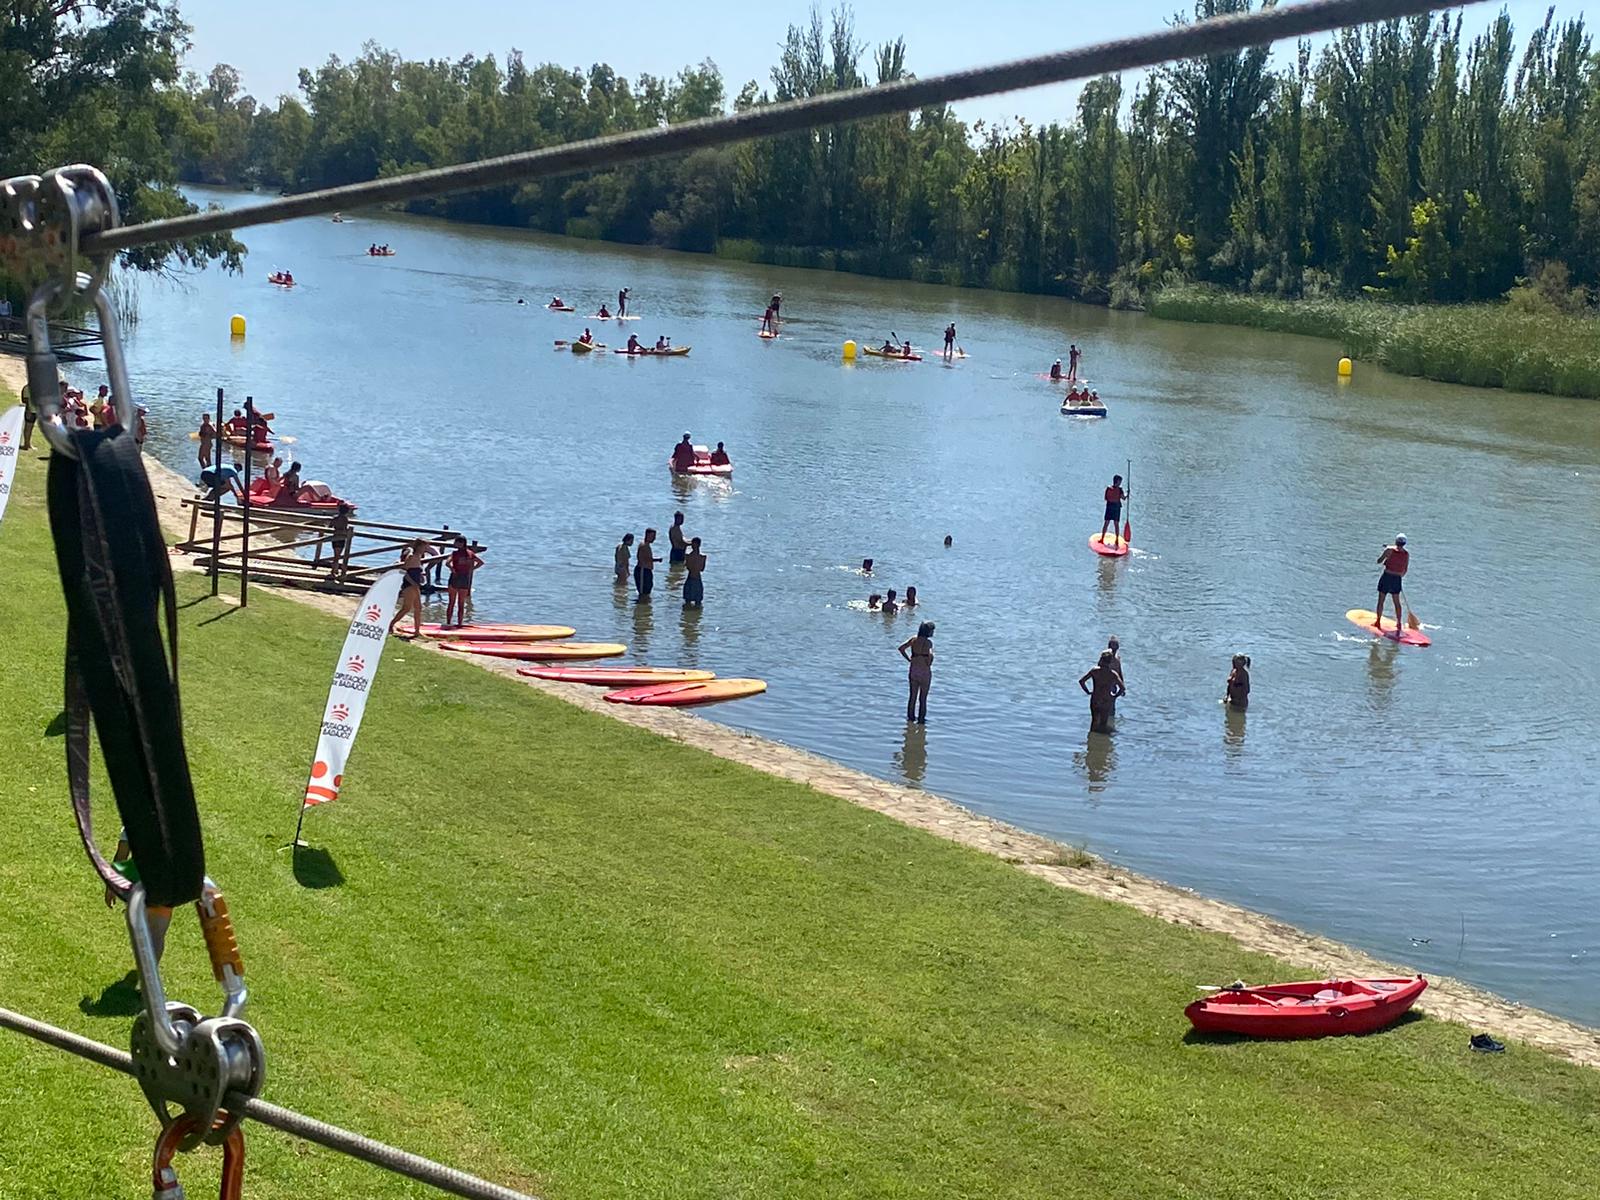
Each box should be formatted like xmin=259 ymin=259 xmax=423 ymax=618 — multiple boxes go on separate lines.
xmin=1122 ymin=517 xmax=1132 ymax=546
xmin=1406 ymin=610 xmax=1422 ymax=630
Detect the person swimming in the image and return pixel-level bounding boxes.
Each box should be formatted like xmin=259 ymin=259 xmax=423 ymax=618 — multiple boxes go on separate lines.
xmin=903 ymin=586 xmax=918 ymax=608
xmin=943 ymin=534 xmax=953 ymax=548
xmin=867 ymin=593 xmax=883 ymax=610
xmin=882 ymin=589 xmax=899 ymax=614
xmin=862 ymin=558 xmax=874 ymax=574
xmin=1225 ymin=654 xmax=1251 ymax=709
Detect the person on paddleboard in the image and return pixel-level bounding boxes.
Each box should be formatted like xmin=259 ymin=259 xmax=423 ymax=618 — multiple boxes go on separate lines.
xmin=761 ymin=303 xmax=777 ymax=334
xmin=1068 ymin=344 xmax=1082 ymax=381
xmin=943 ymin=324 xmax=956 ymax=356
xmin=615 ymin=532 xmax=634 ymax=583
xmin=668 ymin=511 xmax=688 ymax=565
xmin=1050 ymin=358 xmax=1063 ymax=382
xmin=770 ymin=293 xmax=782 ymax=320
xmin=671 ymin=434 xmax=696 ymax=473
xmin=597 ymin=304 xmax=612 ymax=319
xmin=1100 ymin=475 xmax=1127 ymax=543
xmin=1375 ymin=535 xmax=1410 ymax=630
xmin=1079 ymin=650 xmax=1124 ymax=734
xmin=617 ymin=287 xmax=629 ymax=317
xmin=1225 ymin=654 xmax=1251 ymax=709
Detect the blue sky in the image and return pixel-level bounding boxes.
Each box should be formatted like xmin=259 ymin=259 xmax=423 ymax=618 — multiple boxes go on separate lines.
xmin=180 ymin=0 xmax=1565 ymax=129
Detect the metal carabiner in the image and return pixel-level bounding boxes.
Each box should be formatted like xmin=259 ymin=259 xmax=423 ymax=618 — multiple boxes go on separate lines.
xmin=128 ymin=882 xmax=266 ymax=1147
xmin=152 ymin=1114 xmax=246 ymax=1200
xmin=1 ymin=166 xmax=132 ymax=458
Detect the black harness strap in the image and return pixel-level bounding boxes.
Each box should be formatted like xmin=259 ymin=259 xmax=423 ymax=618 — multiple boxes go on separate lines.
xmin=47 ymin=426 xmax=204 ymax=909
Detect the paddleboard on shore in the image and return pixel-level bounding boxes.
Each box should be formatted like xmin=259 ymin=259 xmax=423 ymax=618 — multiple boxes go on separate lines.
xmin=1089 ymin=532 xmax=1129 ymax=557
xmin=440 ymin=641 xmax=626 ymax=661
xmin=603 ymin=678 xmax=767 ymax=706
xmin=418 ymin=623 xmax=575 ymax=641
xmin=1345 ymin=609 xmax=1432 ymax=646
xmin=518 ymin=666 xmax=715 ymax=687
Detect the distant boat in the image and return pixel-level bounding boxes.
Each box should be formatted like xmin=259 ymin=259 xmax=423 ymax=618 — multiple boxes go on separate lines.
xmin=332 ymin=213 xmax=345 ymax=223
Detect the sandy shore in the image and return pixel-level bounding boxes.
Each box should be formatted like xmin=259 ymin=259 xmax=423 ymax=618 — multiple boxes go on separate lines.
xmin=7 ymin=354 xmax=1599 ymax=1068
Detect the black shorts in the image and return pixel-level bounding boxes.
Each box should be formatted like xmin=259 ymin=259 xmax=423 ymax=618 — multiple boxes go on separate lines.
xmin=1104 ymin=501 xmax=1122 ymax=522
xmin=403 ymin=567 xmax=424 ymax=590
xmin=669 ymin=546 xmax=686 ymax=564
xmin=1377 ymin=571 xmax=1404 ymax=596
xmin=448 ymin=571 xmax=471 ymax=590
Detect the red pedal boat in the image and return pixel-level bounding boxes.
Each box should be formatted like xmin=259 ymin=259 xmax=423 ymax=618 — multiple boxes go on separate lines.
xmin=1184 ymin=976 xmax=1427 ymax=1039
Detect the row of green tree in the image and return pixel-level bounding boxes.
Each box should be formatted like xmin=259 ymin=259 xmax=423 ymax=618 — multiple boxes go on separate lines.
xmin=7 ymin=3 xmax=1596 ymax=308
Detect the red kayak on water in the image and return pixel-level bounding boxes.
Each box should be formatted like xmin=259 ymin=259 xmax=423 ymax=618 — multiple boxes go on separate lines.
xmin=1185 ymin=976 xmax=1428 ymax=1039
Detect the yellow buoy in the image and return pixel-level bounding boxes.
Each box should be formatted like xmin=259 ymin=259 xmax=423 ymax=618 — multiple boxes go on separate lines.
xmin=1337 ymin=356 xmax=1352 ymax=377
xmin=842 ymin=340 xmax=856 ymax=362
xmin=230 ymin=314 xmax=247 ymax=338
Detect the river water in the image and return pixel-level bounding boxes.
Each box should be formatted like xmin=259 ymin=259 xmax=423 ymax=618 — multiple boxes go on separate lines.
xmin=98 ymin=187 xmax=1600 ymax=1024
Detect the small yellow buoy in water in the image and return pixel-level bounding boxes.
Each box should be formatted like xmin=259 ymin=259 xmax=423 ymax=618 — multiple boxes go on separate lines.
xmin=842 ymin=340 xmax=856 ymax=362
xmin=230 ymin=314 xmax=246 ymax=338
xmin=1337 ymin=356 xmax=1352 ymax=377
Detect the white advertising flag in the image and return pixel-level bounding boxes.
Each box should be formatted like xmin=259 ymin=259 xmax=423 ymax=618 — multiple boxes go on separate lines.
xmin=302 ymin=570 xmax=404 ymax=807
xmin=0 ymin=406 xmax=25 ymax=529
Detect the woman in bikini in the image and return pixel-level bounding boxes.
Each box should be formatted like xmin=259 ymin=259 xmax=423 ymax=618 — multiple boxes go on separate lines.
xmin=389 ymin=539 xmax=430 ymax=638
xmin=1078 ymin=650 xmax=1125 ymax=734
xmin=899 ymin=620 xmax=936 ymax=724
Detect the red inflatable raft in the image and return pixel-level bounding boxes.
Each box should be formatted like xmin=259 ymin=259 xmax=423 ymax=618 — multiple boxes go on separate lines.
xmin=1185 ymin=976 xmax=1427 ymax=1039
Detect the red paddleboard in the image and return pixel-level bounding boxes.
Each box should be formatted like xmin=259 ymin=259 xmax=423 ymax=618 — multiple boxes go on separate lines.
xmin=758 ymin=330 xmax=779 ymax=339
xmin=1089 ymin=533 xmax=1129 ymax=557
xmin=440 ymin=641 xmax=626 ymax=661
xmin=419 ymin=623 xmax=575 ymax=641
xmin=1345 ymin=609 xmax=1432 ymax=647
xmin=603 ymin=679 xmax=767 ymax=706
xmin=518 ymin=666 xmax=714 ymax=687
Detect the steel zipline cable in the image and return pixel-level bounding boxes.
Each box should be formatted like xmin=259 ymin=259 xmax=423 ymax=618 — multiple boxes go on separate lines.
xmin=82 ymin=0 xmax=1488 ymax=257
xmin=0 ymin=1005 xmax=539 ymax=1200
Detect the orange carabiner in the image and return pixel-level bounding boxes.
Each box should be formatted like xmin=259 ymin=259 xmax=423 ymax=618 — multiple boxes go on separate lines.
xmin=152 ymin=1114 xmax=246 ymax=1200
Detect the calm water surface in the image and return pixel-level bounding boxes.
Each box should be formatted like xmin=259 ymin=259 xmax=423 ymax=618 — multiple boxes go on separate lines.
xmin=97 ymin=188 xmax=1600 ymax=1024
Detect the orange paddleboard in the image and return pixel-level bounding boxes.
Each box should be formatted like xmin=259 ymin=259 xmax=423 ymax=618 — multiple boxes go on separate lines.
xmin=603 ymin=679 xmax=767 ymax=706
xmin=419 ymin=623 xmax=575 ymax=641
xmin=1345 ymin=609 xmax=1432 ymax=647
xmin=518 ymin=666 xmax=714 ymax=687
xmin=440 ymin=641 xmax=626 ymax=661
xmin=1089 ymin=533 xmax=1129 ymax=557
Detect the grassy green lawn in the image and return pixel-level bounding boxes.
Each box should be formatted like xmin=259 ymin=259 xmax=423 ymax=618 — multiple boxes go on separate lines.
xmin=3 ymin=411 xmax=1599 ymax=1197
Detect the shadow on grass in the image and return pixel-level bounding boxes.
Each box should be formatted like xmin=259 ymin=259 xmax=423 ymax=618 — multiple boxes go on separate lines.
xmin=1182 ymin=1009 xmax=1425 ymax=1046
xmin=80 ymin=970 xmax=143 ymax=1018
xmin=293 ymin=845 xmax=345 ymax=890
xmin=197 ymin=606 xmax=239 ymax=627
xmin=44 ymin=710 xmax=66 ymax=738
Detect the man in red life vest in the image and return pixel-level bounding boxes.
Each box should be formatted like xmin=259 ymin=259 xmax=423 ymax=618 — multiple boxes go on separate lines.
xmin=1375 ymin=535 xmax=1410 ymax=630
xmin=1100 ymin=474 xmax=1127 ymax=543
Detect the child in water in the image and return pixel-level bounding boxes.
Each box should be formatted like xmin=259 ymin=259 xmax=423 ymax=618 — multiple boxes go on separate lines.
xmin=881 ymin=589 xmax=899 ymax=614
xmin=1225 ymin=655 xmax=1251 ymax=709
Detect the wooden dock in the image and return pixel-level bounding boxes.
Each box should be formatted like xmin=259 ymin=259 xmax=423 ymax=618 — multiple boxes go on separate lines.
xmin=175 ymin=499 xmax=483 ymax=595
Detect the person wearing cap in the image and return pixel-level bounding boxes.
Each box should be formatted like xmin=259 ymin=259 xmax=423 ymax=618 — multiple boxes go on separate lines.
xmin=1049 ymin=358 xmax=1063 ymax=382
xmin=671 ymin=433 xmax=695 ymax=473
xmin=1375 ymin=535 xmax=1411 ymax=630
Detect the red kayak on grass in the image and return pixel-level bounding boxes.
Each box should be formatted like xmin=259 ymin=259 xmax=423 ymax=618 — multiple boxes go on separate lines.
xmin=1184 ymin=976 xmax=1427 ymax=1039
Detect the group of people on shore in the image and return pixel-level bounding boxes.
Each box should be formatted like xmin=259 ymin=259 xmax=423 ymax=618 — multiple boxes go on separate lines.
xmin=615 ymin=510 xmax=707 ymax=606
xmin=18 ymin=378 xmax=147 ymax=448
xmin=390 ymin=532 xmax=485 ymax=636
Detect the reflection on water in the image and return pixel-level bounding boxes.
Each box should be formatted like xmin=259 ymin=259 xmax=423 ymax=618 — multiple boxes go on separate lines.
xmin=1365 ymin=640 xmax=1400 ymax=710
xmin=1074 ymin=731 xmax=1116 ymax=792
xmin=114 ymin=187 xmax=1600 ymax=1026
xmin=1222 ymin=704 xmax=1248 ymax=757
xmin=894 ymin=721 xmax=927 ymax=786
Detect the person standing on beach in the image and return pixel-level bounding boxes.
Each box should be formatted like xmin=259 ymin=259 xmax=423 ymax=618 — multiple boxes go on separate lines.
xmin=615 ymin=532 xmax=634 ymax=583
xmin=634 ymin=528 xmax=658 ymax=600
xmin=1078 ymin=650 xmax=1124 ymax=734
xmin=667 ymin=511 xmax=688 ymax=565
xmin=899 ymin=621 xmax=935 ymax=723
xmin=388 ymin=539 xmax=429 ymax=638
xmin=444 ymin=534 xmax=484 ymax=627
xmin=683 ymin=537 xmax=706 ymax=607
xmin=1375 ymin=535 xmax=1410 ymax=631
